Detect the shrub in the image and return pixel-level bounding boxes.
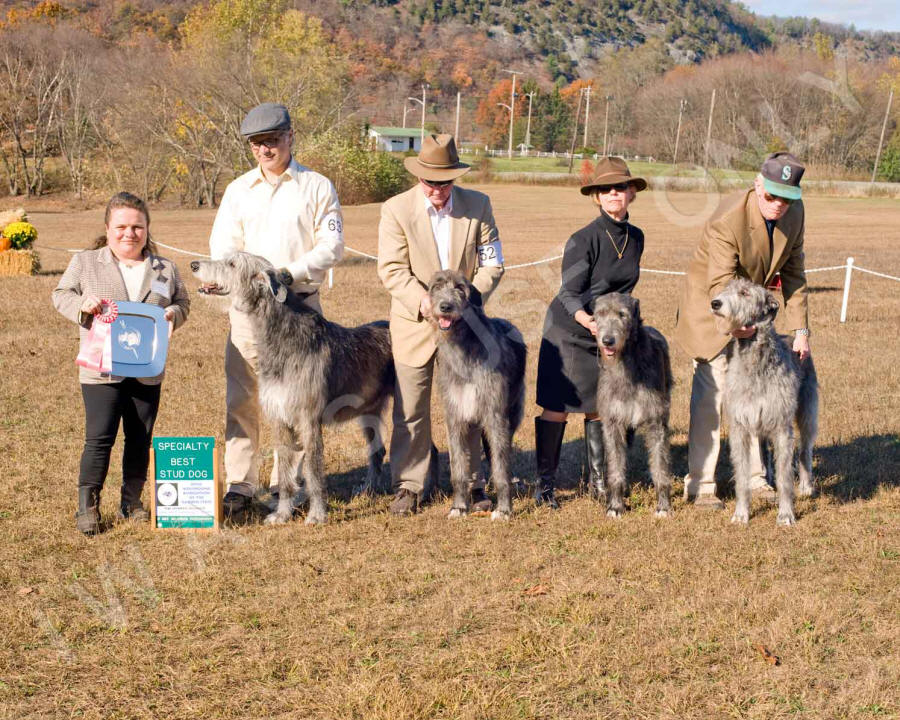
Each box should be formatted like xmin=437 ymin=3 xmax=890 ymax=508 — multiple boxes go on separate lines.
xmin=4 ymin=221 xmax=37 ymax=250
xmin=877 ymin=131 xmax=900 ymax=183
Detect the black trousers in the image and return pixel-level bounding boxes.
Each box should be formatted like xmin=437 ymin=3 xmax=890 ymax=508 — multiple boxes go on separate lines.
xmin=78 ymin=380 xmax=161 ymax=507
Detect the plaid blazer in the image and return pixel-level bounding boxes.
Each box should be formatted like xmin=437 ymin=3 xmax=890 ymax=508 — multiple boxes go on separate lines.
xmin=52 ymin=245 xmax=190 ymax=384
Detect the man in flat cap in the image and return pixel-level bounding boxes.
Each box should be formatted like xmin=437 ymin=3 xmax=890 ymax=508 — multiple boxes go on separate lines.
xmin=377 ymin=134 xmax=504 ymax=516
xmin=675 ymin=151 xmax=811 ymax=510
xmin=205 ymin=102 xmax=344 ymax=515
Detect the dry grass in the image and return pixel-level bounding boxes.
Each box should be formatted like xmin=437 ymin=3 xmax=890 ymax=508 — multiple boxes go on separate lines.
xmin=1 ymin=187 xmax=898 ymax=719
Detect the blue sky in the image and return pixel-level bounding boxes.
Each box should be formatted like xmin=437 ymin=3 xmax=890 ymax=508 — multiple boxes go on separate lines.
xmin=740 ymin=1 xmax=900 ymax=32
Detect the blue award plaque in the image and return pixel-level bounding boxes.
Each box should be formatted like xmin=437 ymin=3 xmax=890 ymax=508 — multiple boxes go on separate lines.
xmin=109 ymin=301 xmax=169 ymax=377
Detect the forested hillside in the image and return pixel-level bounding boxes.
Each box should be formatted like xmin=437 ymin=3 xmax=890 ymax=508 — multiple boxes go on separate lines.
xmin=0 ymin=0 xmax=898 ymax=204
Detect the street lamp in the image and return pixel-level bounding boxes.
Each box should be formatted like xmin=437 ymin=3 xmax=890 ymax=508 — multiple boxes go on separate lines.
xmin=408 ymin=84 xmax=429 ymax=143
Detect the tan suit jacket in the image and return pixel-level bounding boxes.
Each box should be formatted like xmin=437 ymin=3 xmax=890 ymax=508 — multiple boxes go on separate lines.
xmin=378 ymin=184 xmax=504 ymax=367
xmin=675 ymin=189 xmax=808 ymax=361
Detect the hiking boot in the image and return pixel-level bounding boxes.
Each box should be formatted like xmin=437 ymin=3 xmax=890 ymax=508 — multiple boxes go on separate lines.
xmin=118 ymin=504 xmax=150 ymax=523
xmin=223 ymin=491 xmax=252 ymax=516
xmin=75 ymin=486 xmax=101 ymax=536
xmin=389 ymin=488 xmax=419 ymax=516
xmin=750 ymin=477 xmax=777 ymax=503
xmin=534 ymin=417 xmax=566 ymax=510
xmin=470 ymin=486 xmax=493 ymax=513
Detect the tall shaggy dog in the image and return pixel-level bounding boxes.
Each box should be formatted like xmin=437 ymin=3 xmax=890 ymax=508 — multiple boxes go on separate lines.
xmin=191 ymin=252 xmax=395 ymax=525
xmin=593 ymin=293 xmax=673 ymax=518
xmin=427 ymin=270 xmax=527 ymax=520
xmin=711 ymin=277 xmax=818 ymax=526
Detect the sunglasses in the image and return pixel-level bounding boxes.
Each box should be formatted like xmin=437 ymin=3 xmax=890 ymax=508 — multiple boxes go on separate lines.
xmin=596 ymin=183 xmax=630 ymax=194
xmin=422 ymin=179 xmax=454 ymax=189
xmin=248 ymin=133 xmax=287 ymax=149
xmin=763 ymin=192 xmax=795 ymax=205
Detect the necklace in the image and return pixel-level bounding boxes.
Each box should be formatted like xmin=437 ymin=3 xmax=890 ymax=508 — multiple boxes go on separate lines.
xmin=605 ymin=225 xmax=629 ymax=260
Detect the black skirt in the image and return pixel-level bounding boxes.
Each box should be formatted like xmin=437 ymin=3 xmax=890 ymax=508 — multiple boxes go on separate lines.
xmin=536 ymin=297 xmax=599 ymax=414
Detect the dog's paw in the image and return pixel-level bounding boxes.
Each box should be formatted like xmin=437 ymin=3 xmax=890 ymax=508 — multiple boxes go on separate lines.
xmin=264 ymin=511 xmax=291 ymax=525
xmin=304 ymin=512 xmax=327 ymax=525
xmin=447 ymin=507 xmax=467 ymax=519
xmin=606 ymin=508 xmax=623 ymax=519
xmin=730 ymin=510 xmax=749 ymax=524
xmin=796 ymin=481 xmax=816 ymax=498
xmin=490 ymin=509 xmax=510 ymax=522
xmin=776 ymin=510 xmax=796 ymax=527
xmin=654 ymin=508 xmax=672 ymax=519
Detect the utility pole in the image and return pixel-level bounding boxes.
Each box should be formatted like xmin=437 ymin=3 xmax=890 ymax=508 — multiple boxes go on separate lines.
xmin=524 ymin=91 xmax=535 ymax=156
xmin=871 ymin=87 xmax=894 ymax=183
xmin=567 ymin=89 xmax=584 ymax=174
xmin=582 ymin=85 xmax=592 ymax=148
xmin=703 ymin=88 xmax=716 ymax=171
xmin=455 ymin=91 xmax=461 ymax=144
xmin=602 ymin=95 xmax=613 ymax=156
xmin=402 ymin=102 xmax=408 ymax=128
xmin=407 ymin=84 xmax=428 ymax=144
xmin=502 ymin=69 xmax=522 ymax=158
xmin=673 ymin=98 xmax=686 ymax=167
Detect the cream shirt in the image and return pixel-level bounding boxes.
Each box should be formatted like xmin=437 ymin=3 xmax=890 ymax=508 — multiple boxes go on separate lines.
xmin=118 ymin=258 xmax=148 ymax=301
xmin=209 ymin=158 xmax=344 ymax=291
xmin=423 ymin=189 xmax=453 ymax=270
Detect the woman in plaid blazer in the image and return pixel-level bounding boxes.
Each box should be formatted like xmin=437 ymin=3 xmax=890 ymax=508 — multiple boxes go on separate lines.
xmin=52 ymin=192 xmax=190 ymax=535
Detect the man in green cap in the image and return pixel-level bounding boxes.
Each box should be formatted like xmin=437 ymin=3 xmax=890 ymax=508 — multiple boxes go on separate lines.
xmin=675 ymin=151 xmax=811 ymax=510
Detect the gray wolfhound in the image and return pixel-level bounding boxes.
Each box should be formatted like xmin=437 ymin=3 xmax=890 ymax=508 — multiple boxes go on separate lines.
xmin=427 ymin=270 xmax=527 ymax=520
xmin=191 ymin=252 xmax=394 ymax=525
xmin=593 ymin=293 xmax=673 ymax=518
xmin=711 ymin=277 xmax=818 ymax=526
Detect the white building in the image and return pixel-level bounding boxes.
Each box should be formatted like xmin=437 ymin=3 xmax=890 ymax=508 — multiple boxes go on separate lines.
xmin=367 ymin=126 xmax=423 ymax=152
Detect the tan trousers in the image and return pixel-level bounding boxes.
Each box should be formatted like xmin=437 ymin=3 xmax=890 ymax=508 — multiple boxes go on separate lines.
xmin=391 ymin=357 xmax=482 ymax=494
xmin=685 ymin=350 xmax=766 ymax=498
xmin=224 ymin=298 xmax=319 ymax=497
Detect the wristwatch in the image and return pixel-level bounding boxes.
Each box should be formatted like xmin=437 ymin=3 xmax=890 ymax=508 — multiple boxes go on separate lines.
xmin=276 ymin=268 xmax=294 ymax=287
xmin=795 ymin=328 xmax=810 ymax=336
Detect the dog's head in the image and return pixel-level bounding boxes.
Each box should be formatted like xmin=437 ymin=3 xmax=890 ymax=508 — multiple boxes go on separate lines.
xmin=191 ymin=252 xmax=284 ymax=311
xmin=593 ymin=293 xmax=641 ymax=361
xmin=710 ymin=277 xmax=779 ymax=335
xmin=427 ymin=270 xmax=482 ymax=332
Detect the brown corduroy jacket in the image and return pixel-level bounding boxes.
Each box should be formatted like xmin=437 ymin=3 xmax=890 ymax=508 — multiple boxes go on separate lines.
xmin=377 ymin=185 xmax=504 ymax=367
xmin=674 ymin=189 xmax=808 ymax=361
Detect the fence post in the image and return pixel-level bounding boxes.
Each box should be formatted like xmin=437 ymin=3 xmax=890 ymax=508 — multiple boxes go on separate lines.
xmin=840 ymin=257 xmax=854 ymax=323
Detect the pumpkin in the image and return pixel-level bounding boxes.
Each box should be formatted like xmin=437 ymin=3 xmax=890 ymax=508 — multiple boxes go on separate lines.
xmin=0 ymin=236 xmax=11 ymax=252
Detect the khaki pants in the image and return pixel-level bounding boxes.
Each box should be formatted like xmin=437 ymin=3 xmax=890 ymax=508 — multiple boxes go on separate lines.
xmin=391 ymin=357 xmax=482 ymax=494
xmin=685 ymin=350 xmax=766 ymax=498
xmin=224 ymin=297 xmax=320 ymax=497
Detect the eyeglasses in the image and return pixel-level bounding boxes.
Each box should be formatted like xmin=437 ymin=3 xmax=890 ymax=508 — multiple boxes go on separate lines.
xmin=422 ymin=179 xmax=454 ymax=189
xmin=248 ymin=133 xmax=287 ymax=149
xmin=596 ymin=183 xmax=630 ymax=194
xmin=763 ymin=192 xmax=794 ymax=205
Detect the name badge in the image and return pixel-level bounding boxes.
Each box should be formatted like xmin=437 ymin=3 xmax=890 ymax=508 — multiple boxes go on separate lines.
xmin=477 ymin=240 xmax=504 ymax=267
xmin=151 ymin=280 xmax=170 ymax=299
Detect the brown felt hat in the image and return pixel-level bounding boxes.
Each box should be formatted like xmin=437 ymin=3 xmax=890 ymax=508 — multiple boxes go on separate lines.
xmin=580 ymin=156 xmax=647 ymax=195
xmin=404 ymin=134 xmax=471 ymax=181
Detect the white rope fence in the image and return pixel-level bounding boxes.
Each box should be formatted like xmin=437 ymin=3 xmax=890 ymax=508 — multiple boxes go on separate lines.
xmin=33 ymin=242 xmax=897 ymax=323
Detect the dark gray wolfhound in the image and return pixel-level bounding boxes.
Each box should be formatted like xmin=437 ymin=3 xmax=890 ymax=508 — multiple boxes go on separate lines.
xmin=593 ymin=293 xmax=673 ymax=518
xmin=427 ymin=270 xmax=527 ymax=520
xmin=191 ymin=252 xmax=394 ymax=525
xmin=711 ymin=277 xmax=818 ymax=526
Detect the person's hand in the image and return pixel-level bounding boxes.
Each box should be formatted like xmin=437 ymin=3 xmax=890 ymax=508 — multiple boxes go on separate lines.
xmin=79 ymin=295 xmax=103 ymax=315
xmin=164 ymin=308 xmax=175 ymax=339
xmin=574 ymin=310 xmax=598 ymax=337
xmin=731 ymin=325 xmax=756 ymax=339
xmin=793 ymin=333 xmax=810 ymax=361
xmin=419 ymin=293 xmax=433 ymax=319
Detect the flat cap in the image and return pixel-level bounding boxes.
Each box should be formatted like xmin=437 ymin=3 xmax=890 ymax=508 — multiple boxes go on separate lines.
xmin=240 ymin=103 xmax=291 ymax=138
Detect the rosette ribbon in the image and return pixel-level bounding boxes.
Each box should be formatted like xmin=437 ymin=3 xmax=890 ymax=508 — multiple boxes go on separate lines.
xmin=76 ymin=300 xmax=118 ymax=373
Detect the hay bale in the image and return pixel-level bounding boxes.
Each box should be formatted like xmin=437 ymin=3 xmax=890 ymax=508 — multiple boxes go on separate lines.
xmin=0 ymin=249 xmax=40 ymax=276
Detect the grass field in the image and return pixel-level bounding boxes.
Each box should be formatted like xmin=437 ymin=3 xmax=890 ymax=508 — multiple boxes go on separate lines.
xmin=1 ymin=186 xmax=898 ymax=719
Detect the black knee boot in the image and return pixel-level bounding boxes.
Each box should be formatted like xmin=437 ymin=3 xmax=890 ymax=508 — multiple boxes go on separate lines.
xmin=582 ymin=419 xmax=606 ymax=498
xmin=534 ymin=417 xmax=566 ymax=509
xmin=119 ymin=477 xmax=150 ymax=521
xmin=75 ymin=485 xmax=101 ymax=535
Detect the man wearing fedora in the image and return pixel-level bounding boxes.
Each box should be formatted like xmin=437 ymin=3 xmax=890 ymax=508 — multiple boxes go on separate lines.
xmin=377 ymin=133 xmax=505 ymax=515
xmin=206 ymin=102 xmax=344 ymax=515
xmin=675 ymin=151 xmax=811 ymax=510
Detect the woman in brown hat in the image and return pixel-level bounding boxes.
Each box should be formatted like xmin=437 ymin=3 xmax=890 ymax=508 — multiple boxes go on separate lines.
xmin=533 ymin=156 xmax=648 ymax=509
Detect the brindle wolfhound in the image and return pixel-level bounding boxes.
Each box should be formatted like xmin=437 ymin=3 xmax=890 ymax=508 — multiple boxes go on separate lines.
xmin=593 ymin=293 xmax=673 ymax=518
xmin=711 ymin=277 xmax=818 ymax=526
xmin=191 ymin=252 xmax=394 ymax=525
xmin=427 ymin=270 xmax=527 ymax=520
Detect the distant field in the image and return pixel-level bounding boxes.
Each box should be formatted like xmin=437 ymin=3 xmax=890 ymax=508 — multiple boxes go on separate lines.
xmin=1 ymin=186 xmax=898 ymax=719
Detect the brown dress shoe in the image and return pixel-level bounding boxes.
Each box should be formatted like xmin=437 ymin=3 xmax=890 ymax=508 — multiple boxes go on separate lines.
xmin=470 ymin=487 xmax=493 ymax=513
xmin=389 ymin=489 xmax=419 ymax=516
xmin=694 ymin=494 xmax=725 ymax=510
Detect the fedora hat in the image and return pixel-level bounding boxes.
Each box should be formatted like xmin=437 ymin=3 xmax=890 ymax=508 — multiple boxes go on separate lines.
xmin=404 ymin=134 xmax=470 ymax=182
xmin=580 ymin=156 xmax=647 ymax=195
